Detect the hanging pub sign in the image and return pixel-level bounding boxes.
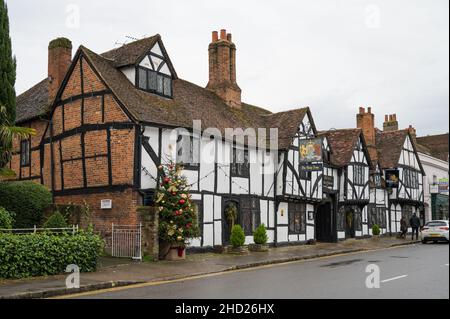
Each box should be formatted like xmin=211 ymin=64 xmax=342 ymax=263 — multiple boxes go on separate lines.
xmin=299 ymin=138 xmax=322 ymax=162
xmin=385 ymin=169 xmax=400 ymax=189
xmin=299 ymin=138 xmax=323 ymax=171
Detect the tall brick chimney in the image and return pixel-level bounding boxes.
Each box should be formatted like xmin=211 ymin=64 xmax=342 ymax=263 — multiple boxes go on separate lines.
xmin=48 ymin=37 xmax=72 ymax=104
xmin=206 ymin=29 xmax=242 ymax=109
xmin=383 ymin=114 xmax=399 ymax=132
xmin=356 ymin=107 xmax=377 ymax=164
xmin=408 ymin=125 xmax=417 ymax=145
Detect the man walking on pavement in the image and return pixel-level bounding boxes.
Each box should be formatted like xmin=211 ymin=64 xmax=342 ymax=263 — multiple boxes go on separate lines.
xmin=409 ymin=213 xmax=421 ymax=241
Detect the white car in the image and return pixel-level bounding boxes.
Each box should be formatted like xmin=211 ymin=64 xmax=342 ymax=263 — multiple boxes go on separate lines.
xmin=421 ymin=220 xmax=449 ymax=244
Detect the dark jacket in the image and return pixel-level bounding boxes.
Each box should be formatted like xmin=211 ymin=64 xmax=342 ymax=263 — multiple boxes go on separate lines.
xmin=400 ymin=219 xmax=408 ymax=232
xmin=409 ymin=215 xmax=421 ymax=228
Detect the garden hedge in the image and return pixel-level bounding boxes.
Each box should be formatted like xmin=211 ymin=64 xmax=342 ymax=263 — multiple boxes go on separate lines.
xmin=0 ymin=231 xmax=104 ymax=279
xmin=0 ymin=207 xmax=13 ymax=229
xmin=0 ymin=181 xmax=52 ymax=228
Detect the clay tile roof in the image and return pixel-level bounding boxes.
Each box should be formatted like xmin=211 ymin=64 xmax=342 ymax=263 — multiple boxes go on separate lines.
xmin=101 ymin=35 xmax=160 ymax=68
xmin=376 ymin=130 xmax=408 ymax=169
xmin=15 ymin=78 xmax=50 ymax=124
xmin=15 ymin=35 xmax=311 ymax=151
xmin=416 ymin=133 xmax=449 ymax=162
xmin=318 ymin=128 xmax=363 ymax=167
xmin=82 ymin=45 xmax=310 ymax=150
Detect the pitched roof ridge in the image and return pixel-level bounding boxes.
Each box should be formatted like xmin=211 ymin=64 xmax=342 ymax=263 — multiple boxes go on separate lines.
xmin=100 ymin=34 xmax=160 ymax=57
xmin=261 ymin=106 xmax=309 ymax=118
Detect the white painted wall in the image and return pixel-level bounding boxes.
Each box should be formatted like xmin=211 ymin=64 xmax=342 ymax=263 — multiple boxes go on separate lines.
xmin=419 ymin=152 xmax=449 ymax=222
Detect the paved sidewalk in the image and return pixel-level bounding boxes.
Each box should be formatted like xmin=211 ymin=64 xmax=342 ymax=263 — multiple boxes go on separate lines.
xmin=0 ymin=237 xmax=419 ymax=299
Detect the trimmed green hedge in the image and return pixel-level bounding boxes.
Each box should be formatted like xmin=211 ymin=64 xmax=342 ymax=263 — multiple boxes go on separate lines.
xmin=0 ymin=181 xmax=52 ymax=228
xmin=0 ymin=231 xmax=104 ymax=279
xmin=43 ymin=211 xmax=68 ymax=229
xmin=0 ymin=207 xmax=13 ymax=229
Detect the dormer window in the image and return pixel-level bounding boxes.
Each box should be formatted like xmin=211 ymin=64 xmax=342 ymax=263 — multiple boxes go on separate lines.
xmin=136 ymin=43 xmax=173 ymax=98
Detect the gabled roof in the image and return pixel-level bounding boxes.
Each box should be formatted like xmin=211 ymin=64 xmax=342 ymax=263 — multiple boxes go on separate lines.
xmin=101 ymin=35 xmax=160 ymax=68
xmin=80 ymin=44 xmax=310 ymax=149
xmin=318 ymin=128 xmax=367 ymax=167
xmin=376 ymin=129 xmax=426 ymax=174
xmin=15 ymin=78 xmax=50 ymax=124
xmin=16 ymin=34 xmax=311 ymax=150
xmin=416 ymin=133 xmax=449 ymax=162
xmin=376 ymin=129 xmax=408 ymax=169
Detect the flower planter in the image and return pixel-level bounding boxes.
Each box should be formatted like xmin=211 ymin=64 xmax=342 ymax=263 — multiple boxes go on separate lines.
xmin=225 ymin=245 xmax=249 ymax=255
xmin=165 ymin=246 xmax=186 ymax=261
xmin=372 ymin=235 xmax=380 ymax=241
xmin=248 ymin=244 xmax=269 ymax=252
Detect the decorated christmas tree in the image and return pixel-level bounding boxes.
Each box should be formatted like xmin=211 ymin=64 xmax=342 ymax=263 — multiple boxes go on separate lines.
xmin=156 ymin=162 xmax=200 ymax=253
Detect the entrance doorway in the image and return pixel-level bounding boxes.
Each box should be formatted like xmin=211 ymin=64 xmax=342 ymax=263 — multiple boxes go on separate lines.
xmin=222 ymin=200 xmax=239 ymax=245
xmin=316 ymin=195 xmax=336 ymax=242
xmin=345 ymin=208 xmax=355 ymax=239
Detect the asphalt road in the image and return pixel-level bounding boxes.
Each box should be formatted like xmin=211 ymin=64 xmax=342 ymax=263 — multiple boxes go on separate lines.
xmin=72 ymin=243 xmax=449 ymax=299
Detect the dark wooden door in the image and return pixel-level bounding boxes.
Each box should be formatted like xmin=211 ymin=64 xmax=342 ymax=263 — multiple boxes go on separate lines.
xmin=345 ymin=209 xmax=355 ymax=238
xmin=316 ymin=201 xmax=333 ymax=242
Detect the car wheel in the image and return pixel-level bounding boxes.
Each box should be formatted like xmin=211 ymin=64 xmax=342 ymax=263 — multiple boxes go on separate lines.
xmin=421 ymin=240 xmax=427 ymax=244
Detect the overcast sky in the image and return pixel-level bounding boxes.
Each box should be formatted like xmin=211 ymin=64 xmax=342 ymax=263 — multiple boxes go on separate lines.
xmin=7 ymin=0 xmax=449 ymax=135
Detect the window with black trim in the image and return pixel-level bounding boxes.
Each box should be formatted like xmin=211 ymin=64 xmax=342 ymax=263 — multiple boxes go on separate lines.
xmin=231 ymin=147 xmax=249 ymax=178
xmin=177 ymin=134 xmax=199 ymax=169
xmin=20 ymin=140 xmax=30 ymax=167
xmin=136 ymin=48 xmax=173 ymax=98
xmin=192 ymin=201 xmax=203 ymax=238
xmin=241 ymin=197 xmax=260 ymax=236
xmin=369 ymin=206 xmax=386 ymax=228
xmin=288 ymin=203 xmax=306 ymax=234
xmin=353 ymin=165 xmax=365 ymax=186
xmin=403 ymin=168 xmax=419 ymax=189
xmin=299 ymin=169 xmax=311 ymax=180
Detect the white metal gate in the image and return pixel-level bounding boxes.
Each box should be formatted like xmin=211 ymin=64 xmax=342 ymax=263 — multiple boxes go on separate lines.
xmin=111 ymin=224 xmax=142 ymax=261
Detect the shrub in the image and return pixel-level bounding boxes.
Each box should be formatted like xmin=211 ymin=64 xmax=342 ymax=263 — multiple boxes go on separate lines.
xmin=0 ymin=181 xmax=52 ymax=228
xmin=253 ymin=224 xmax=268 ymax=245
xmin=0 ymin=207 xmax=13 ymax=229
xmin=43 ymin=211 xmax=68 ymax=229
xmin=0 ymin=230 xmax=104 ymax=279
xmin=372 ymin=224 xmax=381 ymax=236
xmin=230 ymin=225 xmax=245 ymax=248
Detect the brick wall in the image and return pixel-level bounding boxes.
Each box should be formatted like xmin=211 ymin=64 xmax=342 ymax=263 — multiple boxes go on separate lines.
xmin=54 ymin=189 xmax=143 ymax=247
xmin=9 ymin=119 xmax=47 ymax=182
xmin=8 ymin=51 xmax=141 ymax=241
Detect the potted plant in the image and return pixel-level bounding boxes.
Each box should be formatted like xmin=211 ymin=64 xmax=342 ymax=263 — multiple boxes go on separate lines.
xmin=228 ymin=225 xmax=248 ymax=254
xmin=372 ymin=224 xmax=381 ymax=240
xmin=156 ymin=162 xmax=200 ymax=261
xmin=249 ymin=224 xmax=269 ymax=252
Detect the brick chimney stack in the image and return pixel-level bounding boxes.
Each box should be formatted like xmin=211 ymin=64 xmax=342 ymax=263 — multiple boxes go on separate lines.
xmin=48 ymin=37 xmax=72 ymax=104
xmin=408 ymin=125 xmax=417 ymax=145
xmin=383 ymin=113 xmax=399 ymax=132
xmin=206 ymin=29 xmax=242 ymax=109
xmin=356 ymin=107 xmax=377 ymax=163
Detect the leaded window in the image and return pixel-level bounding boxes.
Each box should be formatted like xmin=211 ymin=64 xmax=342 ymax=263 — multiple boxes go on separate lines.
xmin=192 ymin=201 xmax=203 ymax=238
xmin=288 ymin=203 xmax=306 ymax=234
xmin=177 ymin=134 xmax=199 ymax=169
xmin=353 ymin=165 xmax=365 ymax=186
xmin=403 ymin=169 xmax=419 ymax=189
xmin=241 ymin=197 xmax=260 ymax=236
xmin=20 ymin=139 xmax=30 ymax=167
xmin=369 ymin=206 xmax=386 ymax=228
xmin=403 ymin=205 xmax=413 ymax=227
xmin=136 ymin=45 xmax=173 ymax=98
xmin=231 ymin=148 xmax=249 ymax=178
